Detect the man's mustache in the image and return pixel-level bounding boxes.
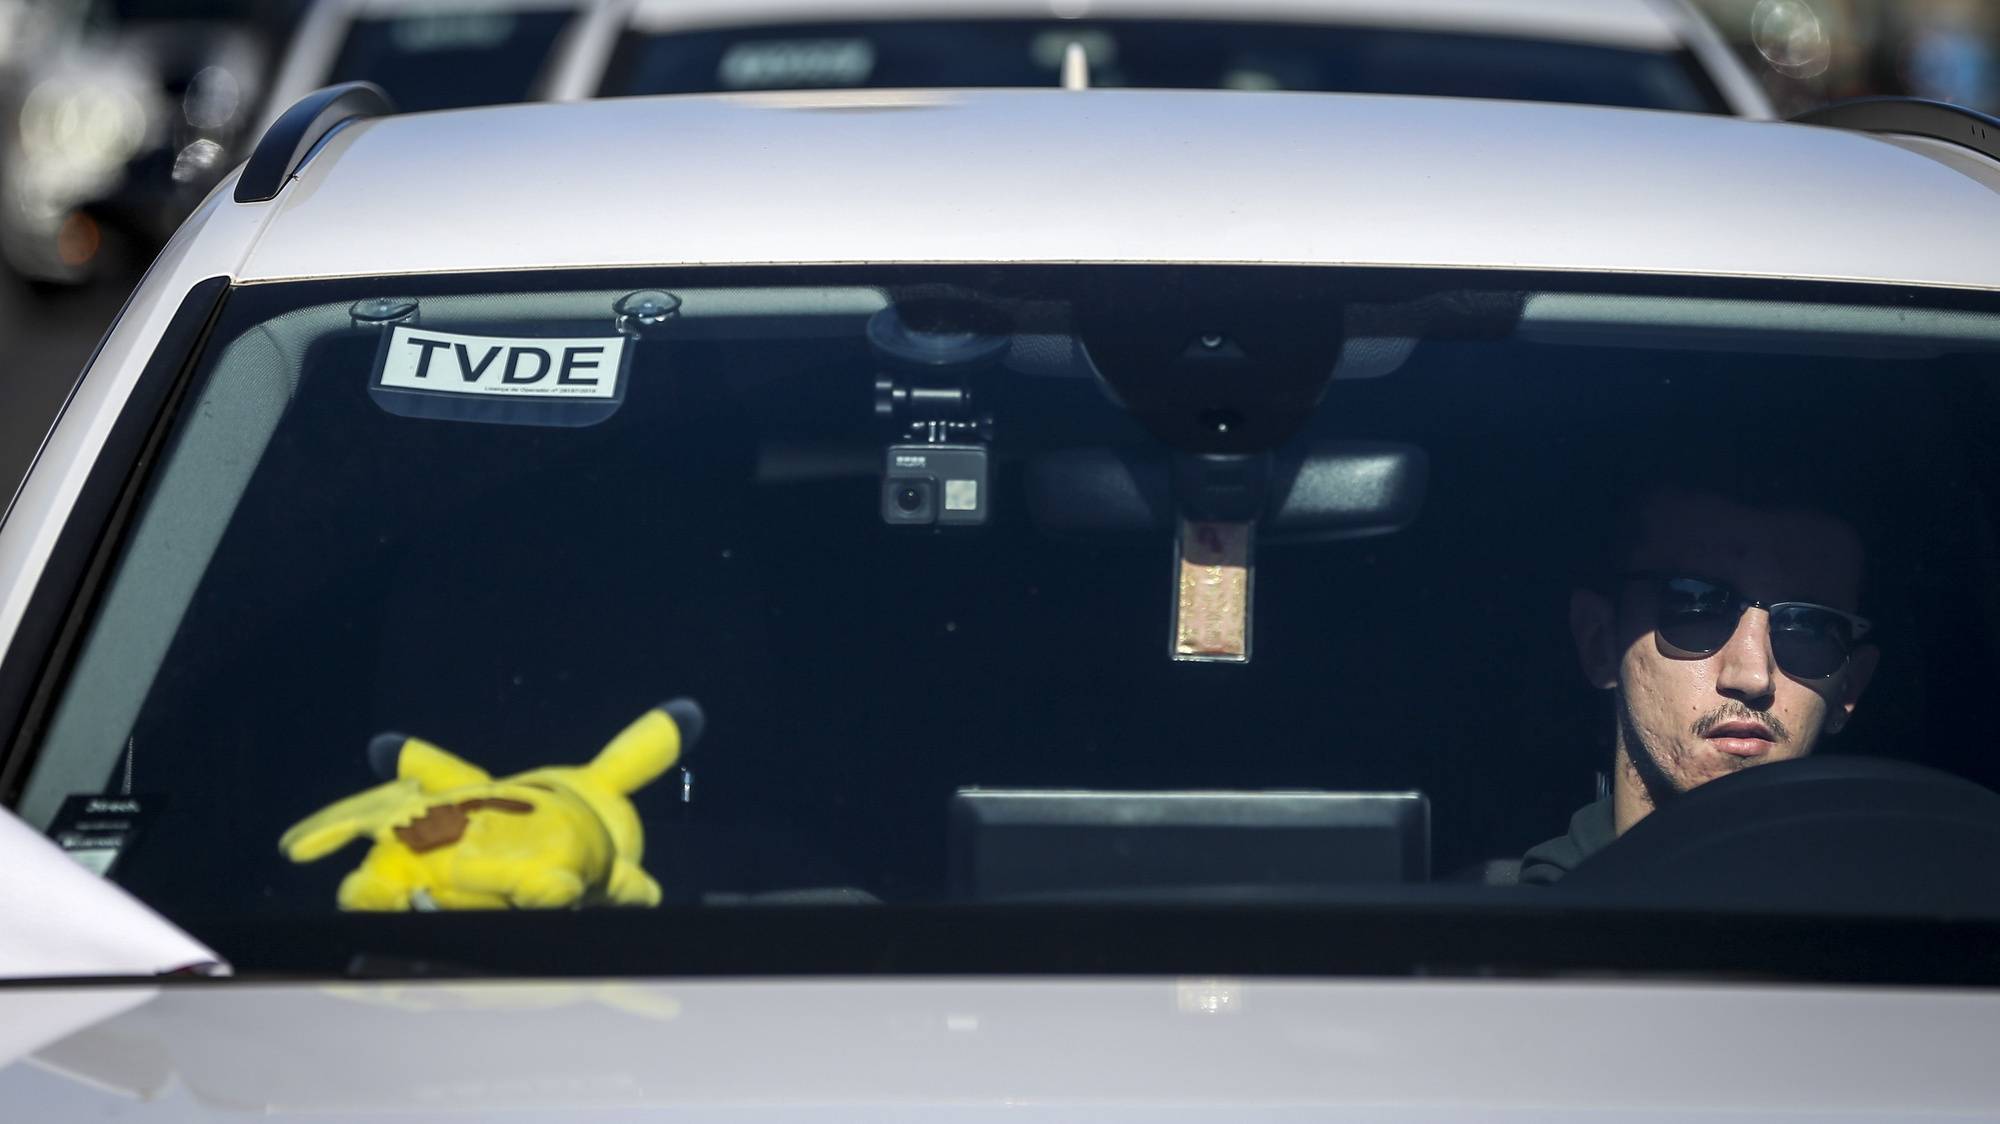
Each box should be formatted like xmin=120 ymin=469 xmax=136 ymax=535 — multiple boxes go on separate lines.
xmin=1691 ymin=701 xmax=1791 ymax=742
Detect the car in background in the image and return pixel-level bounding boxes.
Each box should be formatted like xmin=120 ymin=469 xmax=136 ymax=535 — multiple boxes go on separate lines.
xmin=6 ymin=80 xmax=2000 ymax=1118
xmin=0 ymin=1 xmax=155 ymax=284
xmin=83 ymin=1 xmax=269 ymax=277
xmin=549 ymin=0 xmax=1772 ymax=115
xmin=257 ymin=0 xmax=594 ymax=129
xmin=0 ymin=0 xmax=268 ymax=286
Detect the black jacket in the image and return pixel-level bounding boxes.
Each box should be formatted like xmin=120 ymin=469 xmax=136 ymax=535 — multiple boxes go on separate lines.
xmin=1520 ymin=796 xmax=1616 ymax=885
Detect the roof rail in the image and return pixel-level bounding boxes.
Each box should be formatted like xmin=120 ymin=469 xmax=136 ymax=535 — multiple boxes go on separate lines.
xmin=235 ymin=82 xmax=395 ymax=204
xmin=1791 ymin=96 xmax=2000 ymax=163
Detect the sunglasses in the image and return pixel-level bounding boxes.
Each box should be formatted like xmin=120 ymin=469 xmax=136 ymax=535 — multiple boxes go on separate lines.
xmin=1620 ymin=572 xmax=1872 ymax=680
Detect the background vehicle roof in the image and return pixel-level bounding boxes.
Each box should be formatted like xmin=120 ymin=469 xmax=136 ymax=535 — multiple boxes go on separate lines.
xmin=237 ymin=90 xmax=2000 ymax=290
xmin=546 ymin=0 xmax=1772 ymax=119
xmin=259 ymin=0 xmax=599 ymax=130
xmin=617 ymin=0 xmax=1689 ymax=50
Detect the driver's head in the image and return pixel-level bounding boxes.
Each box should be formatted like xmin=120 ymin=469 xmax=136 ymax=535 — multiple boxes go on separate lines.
xmin=1568 ymin=463 xmax=1879 ymax=833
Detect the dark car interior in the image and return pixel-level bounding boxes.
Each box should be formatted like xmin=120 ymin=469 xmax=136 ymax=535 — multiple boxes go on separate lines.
xmin=25 ymin=268 xmax=2000 ymax=925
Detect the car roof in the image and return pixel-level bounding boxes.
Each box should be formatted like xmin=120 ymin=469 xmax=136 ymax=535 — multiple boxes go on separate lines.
xmin=616 ymin=0 xmax=1687 ymax=50
xmin=235 ymin=90 xmax=2000 ymax=291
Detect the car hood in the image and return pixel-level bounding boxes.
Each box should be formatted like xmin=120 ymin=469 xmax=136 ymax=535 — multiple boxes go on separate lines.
xmin=2 ymin=976 xmax=1997 ymax=1120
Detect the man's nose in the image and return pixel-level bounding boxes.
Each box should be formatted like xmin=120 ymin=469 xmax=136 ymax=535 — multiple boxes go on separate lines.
xmin=1714 ymin=608 xmax=1777 ymax=702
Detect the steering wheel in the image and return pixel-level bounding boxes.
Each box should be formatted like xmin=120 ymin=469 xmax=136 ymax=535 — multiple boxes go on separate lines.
xmin=1559 ymin=755 xmax=2000 ymax=913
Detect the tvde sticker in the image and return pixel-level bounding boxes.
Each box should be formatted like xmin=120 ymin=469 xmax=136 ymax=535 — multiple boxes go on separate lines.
xmin=369 ymin=326 xmax=631 ymax=427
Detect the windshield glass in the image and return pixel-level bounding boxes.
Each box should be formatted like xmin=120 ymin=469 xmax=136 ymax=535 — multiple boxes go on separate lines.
xmin=14 ymin=265 xmax=2000 ymax=973
xmin=327 ymin=7 xmax=576 ymax=112
xmin=598 ymin=20 xmax=1725 ymax=112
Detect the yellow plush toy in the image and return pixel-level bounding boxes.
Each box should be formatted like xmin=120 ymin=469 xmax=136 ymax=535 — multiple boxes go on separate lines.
xmin=279 ymin=700 xmax=703 ymax=911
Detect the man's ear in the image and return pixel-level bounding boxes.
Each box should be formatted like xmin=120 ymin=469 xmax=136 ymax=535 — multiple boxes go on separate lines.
xmin=1569 ymin=588 xmax=1620 ymax=690
xmin=1828 ymin=643 xmax=1879 ymax=733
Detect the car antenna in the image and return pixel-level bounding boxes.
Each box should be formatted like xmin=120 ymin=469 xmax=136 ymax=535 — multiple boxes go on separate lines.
xmin=1061 ymin=41 xmax=1090 ymax=90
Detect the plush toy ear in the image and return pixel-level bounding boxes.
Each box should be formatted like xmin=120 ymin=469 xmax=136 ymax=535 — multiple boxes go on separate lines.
xmin=585 ymin=699 xmax=703 ymax=795
xmin=278 ymin=778 xmax=423 ymax=862
xmin=381 ymin=735 xmax=491 ymax=792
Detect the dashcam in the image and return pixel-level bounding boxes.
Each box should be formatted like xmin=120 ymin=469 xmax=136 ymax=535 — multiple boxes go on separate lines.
xmin=882 ymin=443 xmax=988 ymax=526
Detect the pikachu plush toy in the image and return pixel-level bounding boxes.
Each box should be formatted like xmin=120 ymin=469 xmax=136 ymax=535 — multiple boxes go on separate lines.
xmin=279 ymin=700 xmax=702 ymax=910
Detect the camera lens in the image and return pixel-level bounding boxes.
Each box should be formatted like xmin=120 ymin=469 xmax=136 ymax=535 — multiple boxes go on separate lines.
xmin=894 ymin=485 xmax=926 ymax=513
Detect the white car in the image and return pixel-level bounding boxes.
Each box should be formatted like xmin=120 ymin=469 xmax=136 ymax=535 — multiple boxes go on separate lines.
xmin=548 ymin=0 xmax=1773 ymax=114
xmin=258 ymin=0 xmax=595 ymax=129
xmin=4 ymin=82 xmax=2000 ymax=1116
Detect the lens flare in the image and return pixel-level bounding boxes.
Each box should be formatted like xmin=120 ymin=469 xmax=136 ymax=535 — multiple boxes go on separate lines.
xmin=1752 ymin=0 xmax=1832 ymax=80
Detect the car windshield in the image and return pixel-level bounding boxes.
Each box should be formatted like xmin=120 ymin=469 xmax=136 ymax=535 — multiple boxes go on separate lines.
xmin=598 ymin=19 xmax=1726 ymax=112
xmin=326 ymin=7 xmax=577 ymax=112
xmin=13 ymin=265 xmax=2000 ymax=977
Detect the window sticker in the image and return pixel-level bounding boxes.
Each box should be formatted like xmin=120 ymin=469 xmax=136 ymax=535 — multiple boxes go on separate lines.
xmin=390 ymin=12 xmax=517 ymax=53
xmin=718 ymin=39 xmax=876 ymax=89
xmin=369 ymin=326 xmax=631 ymax=428
xmin=47 ymin=795 xmax=160 ymax=878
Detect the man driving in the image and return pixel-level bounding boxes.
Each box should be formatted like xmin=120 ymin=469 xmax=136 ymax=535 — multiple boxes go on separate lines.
xmin=1520 ymin=468 xmax=1880 ymax=885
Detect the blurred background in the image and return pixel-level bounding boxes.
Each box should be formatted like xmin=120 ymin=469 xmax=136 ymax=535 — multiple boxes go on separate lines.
xmin=1 ymin=0 xmax=1997 ymax=499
